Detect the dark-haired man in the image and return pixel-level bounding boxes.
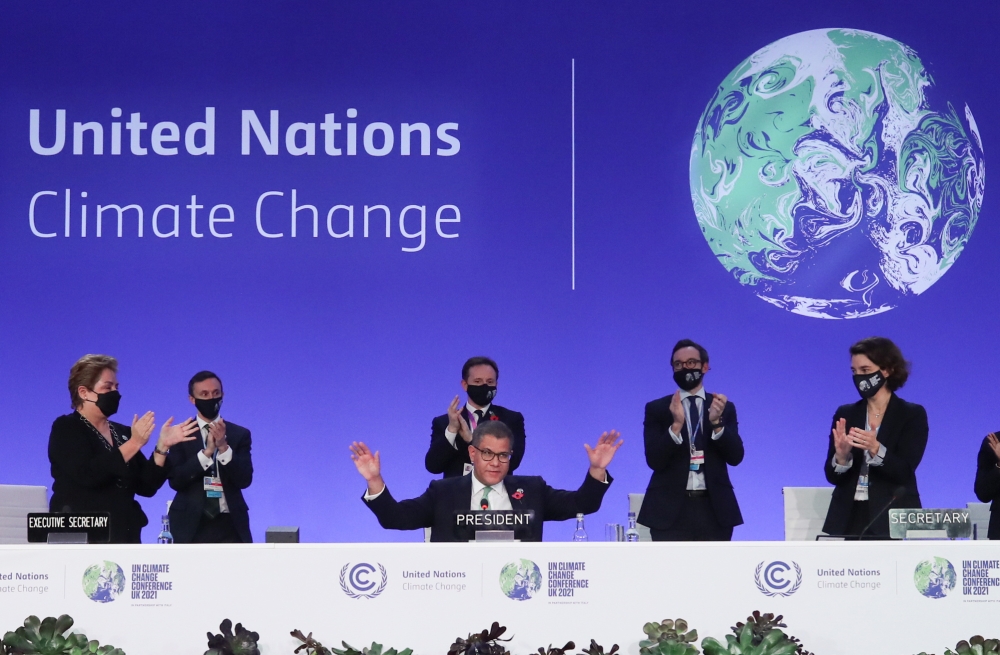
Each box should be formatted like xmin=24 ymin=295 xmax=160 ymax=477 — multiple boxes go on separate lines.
xmin=425 ymin=357 xmax=527 ymax=477
xmin=354 ymin=421 xmax=621 ymax=542
xmin=638 ymin=339 xmax=744 ymax=541
xmin=167 ymin=371 xmax=254 ymax=543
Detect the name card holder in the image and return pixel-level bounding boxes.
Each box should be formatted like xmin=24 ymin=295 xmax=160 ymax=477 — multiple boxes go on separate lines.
xmin=27 ymin=513 xmax=111 ymax=544
xmin=888 ymin=509 xmax=973 ymax=540
xmin=475 ymin=530 xmax=516 ymax=542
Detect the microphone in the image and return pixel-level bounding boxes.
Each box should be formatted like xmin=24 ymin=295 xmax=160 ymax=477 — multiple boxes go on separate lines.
xmin=859 ymin=485 xmax=907 ymax=537
xmin=480 ymin=497 xmax=489 ymax=510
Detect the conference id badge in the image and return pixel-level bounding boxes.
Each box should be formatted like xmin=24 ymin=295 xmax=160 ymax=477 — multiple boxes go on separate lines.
xmin=204 ymin=476 xmax=223 ymax=498
xmin=857 ymin=474 xmax=869 ymax=491
xmin=690 ymin=451 xmax=705 ymax=471
xmin=463 ymin=463 xmax=474 ymax=476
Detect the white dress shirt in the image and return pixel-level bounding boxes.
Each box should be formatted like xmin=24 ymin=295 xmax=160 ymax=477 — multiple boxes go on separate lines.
xmin=667 ymin=387 xmax=725 ymax=491
xmin=196 ymin=415 xmax=231 ymax=513
xmin=444 ymin=402 xmax=492 ymax=448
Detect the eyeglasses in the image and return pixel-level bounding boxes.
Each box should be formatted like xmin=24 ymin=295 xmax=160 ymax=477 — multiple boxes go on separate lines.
xmin=671 ymin=358 xmax=702 ymax=371
xmin=472 ymin=446 xmax=513 ymax=463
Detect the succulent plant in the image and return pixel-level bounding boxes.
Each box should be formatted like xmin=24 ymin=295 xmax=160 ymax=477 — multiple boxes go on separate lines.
xmin=703 ymin=622 xmax=798 ymax=655
xmin=448 ymin=623 xmax=512 ymax=655
xmin=578 ymin=641 xmax=618 ymax=655
xmin=291 ymin=630 xmax=333 ymax=655
xmin=537 ymin=643 xmax=575 ymax=655
xmin=331 ymin=643 xmax=411 ymax=655
xmin=205 ymin=620 xmax=259 ymax=655
xmin=639 ymin=619 xmax=699 ymax=655
xmin=945 ymin=636 xmax=1000 ymax=655
xmin=730 ymin=612 xmax=812 ymax=655
xmin=2 ymin=615 xmax=124 ymax=655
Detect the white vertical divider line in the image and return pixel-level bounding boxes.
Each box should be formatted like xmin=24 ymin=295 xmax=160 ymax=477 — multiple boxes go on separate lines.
xmin=571 ymin=58 xmax=576 ymax=291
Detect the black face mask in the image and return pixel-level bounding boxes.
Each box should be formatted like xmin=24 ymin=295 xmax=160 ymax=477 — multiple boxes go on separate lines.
xmin=466 ymin=384 xmax=497 ymax=407
xmin=673 ymin=368 xmax=703 ymax=392
xmin=853 ymin=371 xmax=886 ymax=399
xmin=194 ymin=396 xmax=223 ymax=421
xmin=89 ymin=389 xmax=121 ymax=418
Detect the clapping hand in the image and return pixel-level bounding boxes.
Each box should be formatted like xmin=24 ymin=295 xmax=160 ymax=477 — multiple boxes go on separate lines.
xmin=584 ymin=430 xmax=624 ymax=479
xmin=849 ymin=427 xmax=880 ymax=457
xmin=130 ymin=412 xmax=156 ymax=447
xmin=668 ymin=392 xmax=685 ymax=433
xmin=209 ymin=419 xmax=228 ymax=453
xmin=707 ymin=393 xmax=727 ymax=425
xmin=832 ymin=418 xmax=852 ymax=465
xmin=157 ymin=417 xmax=200 ymax=451
xmin=987 ymin=433 xmax=1000 ymax=463
xmin=447 ymin=396 xmax=473 ymax=443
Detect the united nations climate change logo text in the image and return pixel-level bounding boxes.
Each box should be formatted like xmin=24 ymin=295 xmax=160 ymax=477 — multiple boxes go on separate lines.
xmin=755 ymin=560 xmax=802 ymax=597
xmin=914 ymin=557 xmax=957 ymax=599
xmin=339 ymin=562 xmax=387 ymax=599
xmin=690 ymin=29 xmax=986 ymax=319
xmin=499 ymin=559 xmax=542 ymax=601
xmin=82 ymin=561 xmax=125 ymax=603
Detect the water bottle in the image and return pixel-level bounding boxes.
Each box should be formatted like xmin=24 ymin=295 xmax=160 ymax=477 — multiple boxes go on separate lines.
xmin=625 ymin=511 xmax=640 ymax=542
xmin=572 ymin=513 xmax=588 ymax=541
xmin=157 ymin=514 xmax=173 ymax=544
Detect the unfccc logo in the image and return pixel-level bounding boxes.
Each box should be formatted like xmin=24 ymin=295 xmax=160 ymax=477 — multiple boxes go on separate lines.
xmin=755 ymin=561 xmax=802 ymax=597
xmin=339 ymin=562 xmax=387 ymax=599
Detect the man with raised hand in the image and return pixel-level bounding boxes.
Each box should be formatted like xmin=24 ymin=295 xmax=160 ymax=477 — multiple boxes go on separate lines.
xmin=425 ymin=356 xmax=527 ymax=477
xmin=356 ymin=421 xmax=620 ymax=542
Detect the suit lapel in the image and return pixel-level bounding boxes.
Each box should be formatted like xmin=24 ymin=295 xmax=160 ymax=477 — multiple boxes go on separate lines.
xmin=875 ymin=394 xmax=904 ymax=449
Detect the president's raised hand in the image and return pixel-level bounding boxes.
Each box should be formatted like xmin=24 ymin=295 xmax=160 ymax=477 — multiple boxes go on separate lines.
xmin=350 ymin=441 xmax=386 ymax=496
xmin=584 ymin=430 xmax=623 ymax=480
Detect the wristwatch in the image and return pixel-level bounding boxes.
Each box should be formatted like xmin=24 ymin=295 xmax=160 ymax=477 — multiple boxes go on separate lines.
xmin=154 ymin=445 xmax=170 ymax=456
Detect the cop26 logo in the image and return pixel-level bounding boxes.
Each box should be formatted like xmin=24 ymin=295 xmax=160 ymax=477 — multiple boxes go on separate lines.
xmin=339 ymin=562 xmax=387 ymax=599
xmin=755 ymin=561 xmax=802 ymax=597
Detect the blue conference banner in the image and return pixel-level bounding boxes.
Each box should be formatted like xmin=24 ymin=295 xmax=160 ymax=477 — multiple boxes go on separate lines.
xmin=0 ymin=1 xmax=995 ymax=542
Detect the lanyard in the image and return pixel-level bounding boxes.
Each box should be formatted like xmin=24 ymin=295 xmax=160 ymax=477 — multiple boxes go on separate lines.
xmin=686 ymin=396 xmax=703 ymax=454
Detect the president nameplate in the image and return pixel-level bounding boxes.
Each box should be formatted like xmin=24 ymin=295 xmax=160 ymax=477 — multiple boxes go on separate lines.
xmin=454 ymin=510 xmax=535 ymax=528
xmin=888 ymin=509 xmax=972 ymax=540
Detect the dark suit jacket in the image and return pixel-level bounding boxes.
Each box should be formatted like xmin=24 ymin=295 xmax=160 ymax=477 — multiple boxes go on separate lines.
xmin=48 ymin=413 xmax=168 ymax=544
xmin=167 ymin=420 xmax=253 ymax=543
xmin=364 ymin=472 xmax=611 ymax=542
xmin=637 ymin=393 xmax=744 ymax=530
xmin=822 ymin=394 xmax=928 ymax=537
xmin=424 ymin=405 xmax=526 ymax=477
xmin=974 ymin=434 xmax=1000 ymax=540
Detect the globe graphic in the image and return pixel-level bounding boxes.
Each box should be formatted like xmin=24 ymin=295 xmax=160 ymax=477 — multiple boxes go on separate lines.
xmin=499 ymin=559 xmax=542 ymax=601
xmin=690 ymin=29 xmax=986 ymax=318
xmin=913 ymin=557 xmax=957 ymax=599
xmin=82 ymin=561 xmax=125 ymax=603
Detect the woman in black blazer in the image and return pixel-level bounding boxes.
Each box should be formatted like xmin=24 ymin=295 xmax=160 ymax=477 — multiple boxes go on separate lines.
xmin=822 ymin=337 xmax=928 ymax=538
xmin=974 ymin=432 xmax=1000 ymax=539
xmin=48 ymin=354 xmax=199 ymax=543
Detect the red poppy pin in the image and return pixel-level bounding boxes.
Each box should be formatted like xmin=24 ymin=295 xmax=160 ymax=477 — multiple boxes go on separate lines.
xmin=512 ymin=489 xmax=524 ymax=500
xmin=489 ymin=415 xmax=500 ymax=421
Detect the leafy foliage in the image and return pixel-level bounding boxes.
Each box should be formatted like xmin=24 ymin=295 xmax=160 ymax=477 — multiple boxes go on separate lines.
xmin=205 ymin=620 xmax=260 ymax=655
xmin=291 ymin=631 xmax=332 ymax=655
xmin=729 ymin=612 xmax=812 ymax=655
xmin=289 ymin=632 xmax=411 ymax=655
xmin=2 ymin=615 xmax=124 ymax=655
xmin=578 ymin=642 xmax=618 ymax=655
xmin=448 ymin=623 xmax=512 ymax=655
xmin=639 ymin=619 xmax=698 ymax=655
xmin=703 ymin=622 xmax=798 ymax=655
xmin=945 ymin=636 xmax=1000 ymax=655
xmin=537 ymin=643 xmax=575 ymax=655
